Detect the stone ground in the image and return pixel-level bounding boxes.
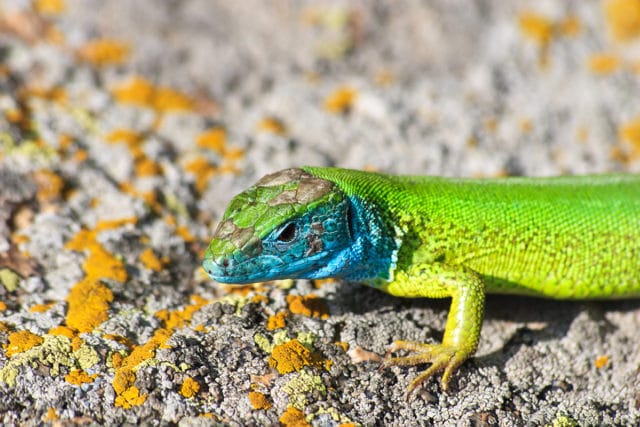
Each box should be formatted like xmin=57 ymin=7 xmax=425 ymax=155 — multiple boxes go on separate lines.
xmin=1 ymin=0 xmax=640 ymax=425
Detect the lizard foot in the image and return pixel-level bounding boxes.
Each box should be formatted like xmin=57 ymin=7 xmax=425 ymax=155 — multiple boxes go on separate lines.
xmin=381 ymin=340 xmax=469 ymax=397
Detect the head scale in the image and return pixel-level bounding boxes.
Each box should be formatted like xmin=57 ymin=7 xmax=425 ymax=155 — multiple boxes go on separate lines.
xmin=203 ymin=168 xmax=352 ymax=283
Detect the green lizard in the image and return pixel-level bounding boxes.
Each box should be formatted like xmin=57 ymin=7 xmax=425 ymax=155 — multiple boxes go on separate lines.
xmin=203 ymin=167 xmax=640 ymax=394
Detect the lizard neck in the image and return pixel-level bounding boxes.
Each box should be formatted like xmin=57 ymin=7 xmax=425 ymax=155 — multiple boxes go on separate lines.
xmin=305 ymin=195 xmax=399 ymax=282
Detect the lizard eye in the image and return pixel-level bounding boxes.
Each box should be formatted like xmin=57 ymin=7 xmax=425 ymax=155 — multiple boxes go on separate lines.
xmin=275 ymin=222 xmax=297 ymax=243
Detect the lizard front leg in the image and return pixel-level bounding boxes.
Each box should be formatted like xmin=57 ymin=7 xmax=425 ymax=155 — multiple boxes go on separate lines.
xmin=379 ymin=263 xmax=486 ymax=395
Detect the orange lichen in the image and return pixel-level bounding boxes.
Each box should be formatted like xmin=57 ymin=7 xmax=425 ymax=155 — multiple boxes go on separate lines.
xmin=619 ymin=116 xmax=640 ymax=157
xmin=335 ymin=341 xmax=349 ymax=352
xmin=256 ymin=117 xmax=287 ymax=135
xmin=114 ymin=385 xmax=147 ymax=409
xmin=48 ymin=325 xmax=76 ymax=339
xmin=184 ymin=158 xmax=217 ymax=193
xmin=153 ymin=86 xmax=194 ymax=112
xmin=266 ymin=311 xmax=289 ymax=331
xmin=559 ymin=15 xmax=582 ymax=37
xmin=180 ymin=377 xmax=201 ymax=398
xmin=111 ymin=76 xmax=194 ymax=113
xmin=134 ymin=157 xmax=162 ymax=177
xmin=65 ymin=279 xmax=114 ymax=333
xmin=176 ymin=225 xmax=196 ymax=242
xmin=155 ymin=295 xmax=209 ymax=330
xmin=106 ymin=129 xmax=143 ymax=145
xmin=286 ymin=294 xmax=329 ymax=319
xmin=139 ymin=248 xmax=164 ymax=271
xmin=33 ymin=169 xmax=65 ymax=202
xmin=112 ymin=328 xmax=172 ymax=408
xmin=0 ymin=301 xmax=8 ymax=311
xmin=33 ymin=0 xmax=66 ymax=15
xmin=248 ymin=391 xmax=272 ymax=410
xmin=604 ymin=0 xmax=640 ymax=41
xmin=324 ymin=86 xmax=357 ymax=114
xmin=519 ymin=118 xmax=533 ymax=134
xmin=5 ymin=330 xmax=44 ymax=356
xmin=518 ymin=12 xmax=554 ymax=46
xmin=268 ymin=339 xmax=324 ymax=374
xmin=251 ymin=294 xmax=268 ymax=304
xmin=42 ymin=407 xmax=58 ymax=422
xmin=595 ymin=355 xmax=610 ymax=369
xmin=196 ymin=128 xmax=227 ymax=152
xmin=279 ymin=406 xmax=310 ymax=427
xmin=26 ymin=85 xmax=68 ymax=103
xmin=29 ymin=302 xmax=55 ymax=313
xmin=111 ymin=352 xmax=124 ymax=369
xmin=588 ymin=53 xmax=621 ymax=74
xmin=77 ymin=39 xmax=131 ymax=67
xmin=65 ymin=369 xmax=97 ymax=385
xmin=71 ymin=335 xmax=84 ymax=352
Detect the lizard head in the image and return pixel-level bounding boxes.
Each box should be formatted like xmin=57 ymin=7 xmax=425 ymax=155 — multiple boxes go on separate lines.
xmin=203 ymin=168 xmax=352 ymax=284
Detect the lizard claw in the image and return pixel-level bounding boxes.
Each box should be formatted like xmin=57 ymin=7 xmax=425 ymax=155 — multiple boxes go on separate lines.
xmin=381 ymin=340 xmax=468 ymax=398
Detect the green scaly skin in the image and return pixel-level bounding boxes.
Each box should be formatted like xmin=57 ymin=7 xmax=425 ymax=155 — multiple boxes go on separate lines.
xmin=203 ymin=167 xmax=640 ymax=395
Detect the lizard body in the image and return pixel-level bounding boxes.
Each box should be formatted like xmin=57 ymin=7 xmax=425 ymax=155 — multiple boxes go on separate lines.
xmin=203 ymin=167 xmax=640 ymax=393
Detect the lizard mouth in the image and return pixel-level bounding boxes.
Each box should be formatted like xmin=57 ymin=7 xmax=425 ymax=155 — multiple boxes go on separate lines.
xmin=202 ymin=254 xmax=284 ymax=284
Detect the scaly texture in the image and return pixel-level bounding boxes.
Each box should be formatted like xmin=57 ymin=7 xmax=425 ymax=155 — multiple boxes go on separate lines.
xmin=203 ymin=167 xmax=640 ymax=394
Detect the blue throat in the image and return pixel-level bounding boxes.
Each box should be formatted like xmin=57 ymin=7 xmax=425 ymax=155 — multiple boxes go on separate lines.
xmin=303 ymin=195 xmax=397 ymax=282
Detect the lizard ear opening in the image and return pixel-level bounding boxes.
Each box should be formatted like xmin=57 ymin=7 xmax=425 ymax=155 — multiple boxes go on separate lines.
xmin=346 ymin=200 xmax=355 ymax=240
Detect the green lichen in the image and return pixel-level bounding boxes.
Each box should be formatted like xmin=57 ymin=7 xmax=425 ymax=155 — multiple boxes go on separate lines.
xmin=282 ymin=370 xmax=326 ymax=409
xmin=0 ymin=335 xmax=76 ymax=386
xmin=254 ymin=333 xmax=273 ymax=353
xmin=546 ymin=415 xmax=579 ymax=427
xmin=0 ymin=268 xmax=20 ymax=292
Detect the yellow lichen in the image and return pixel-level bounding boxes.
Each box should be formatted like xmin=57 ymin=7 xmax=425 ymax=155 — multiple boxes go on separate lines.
xmin=268 ymin=339 xmax=324 ymax=374
xmin=286 ymin=294 xmax=329 ymax=319
xmin=0 ymin=301 xmax=7 ymax=311
xmin=65 ymin=369 xmax=97 ymax=385
xmin=279 ymin=406 xmax=310 ymax=427
xmin=604 ymin=0 xmax=640 ymax=41
xmin=180 ymin=376 xmax=200 ymax=398
xmin=248 ymin=391 xmax=272 ymax=410
xmin=5 ymin=330 xmax=44 ymax=356
xmin=77 ymin=39 xmax=131 ymax=67
xmin=324 ymin=86 xmax=357 ymax=114
xmin=588 ymin=53 xmax=621 ymax=74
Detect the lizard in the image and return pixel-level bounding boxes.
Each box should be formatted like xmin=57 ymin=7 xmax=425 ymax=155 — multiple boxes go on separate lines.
xmin=202 ymin=166 xmax=640 ymax=395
